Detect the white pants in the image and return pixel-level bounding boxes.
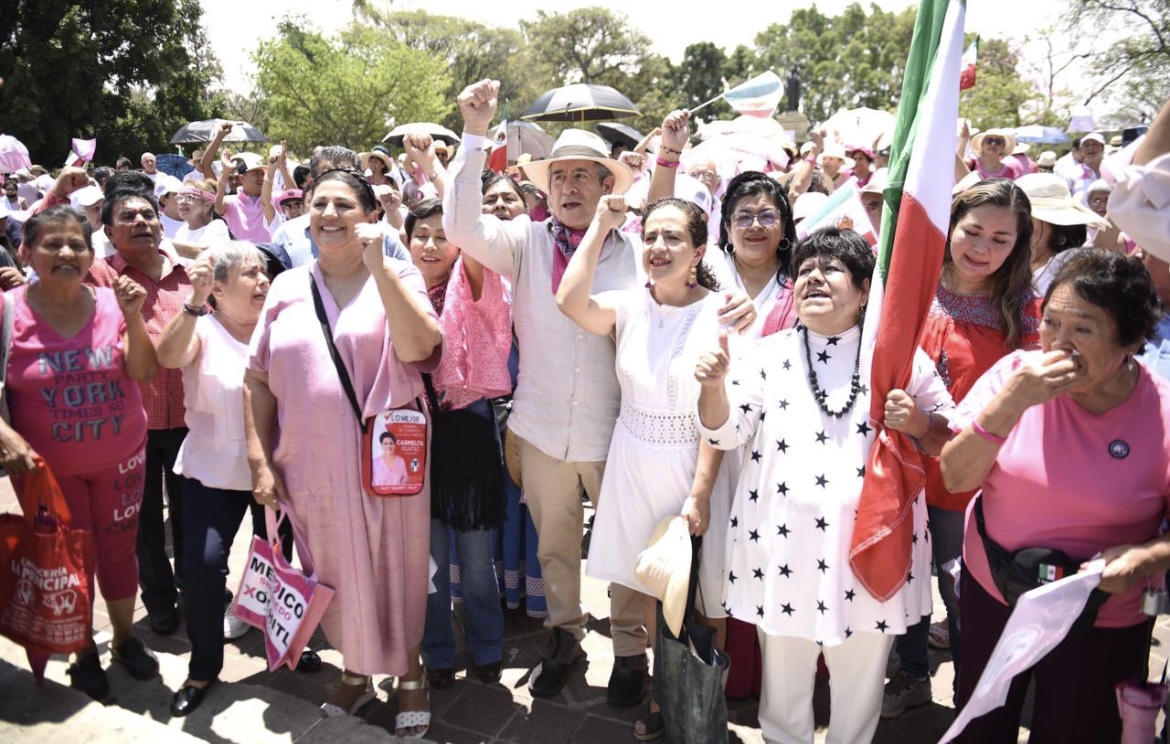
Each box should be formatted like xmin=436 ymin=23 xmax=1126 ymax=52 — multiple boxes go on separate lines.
xmin=757 ymin=630 xmax=894 ymax=744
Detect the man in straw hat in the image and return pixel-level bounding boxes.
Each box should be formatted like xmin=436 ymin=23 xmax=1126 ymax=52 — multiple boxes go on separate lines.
xmin=445 ymin=79 xmax=753 ymax=704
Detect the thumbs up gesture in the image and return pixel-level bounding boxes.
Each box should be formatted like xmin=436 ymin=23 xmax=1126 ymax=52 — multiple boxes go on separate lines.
xmin=695 ymin=330 xmax=732 ymax=388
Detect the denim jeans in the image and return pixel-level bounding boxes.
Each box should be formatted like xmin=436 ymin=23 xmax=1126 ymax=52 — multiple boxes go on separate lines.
xmin=422 ymin=519 xmax=504 ymax=668
xmin=895 ymin=505 xmax=964 ymax=679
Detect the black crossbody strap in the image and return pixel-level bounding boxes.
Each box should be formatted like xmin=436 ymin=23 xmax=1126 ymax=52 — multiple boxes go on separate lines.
xmin=420 ymin=372 xmax=441 ymax=415
xmin=310 ymin=275 xmax=368 ymax=435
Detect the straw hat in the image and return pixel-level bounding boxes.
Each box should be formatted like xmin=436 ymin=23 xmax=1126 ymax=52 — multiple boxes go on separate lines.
xmin=817 ymin=143 xmax=856 ymax=171
xmin=1016 ymin=173 xmax=1109 ymax=229
xmin=519 ymin=130 xmax=634 ymax=195
xmin=361 ymin=146 xmax=394 ymax=173
xmin=1036 ymin=151 xmax=1058 ymax=169
xmin=971 ymin=128 xmax=1018 ymax=157
xmin=792 ymin=191 xmax=829 ymax=223
xmin=634 ymin=516 xmax=692 ymax=638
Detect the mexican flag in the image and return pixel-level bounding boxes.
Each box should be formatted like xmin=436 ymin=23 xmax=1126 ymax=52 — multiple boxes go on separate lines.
xmin=488 ymin=105 xmax=509 ymax=174
xmin=959 ymin=37 xmax=978 ymax=90
xmin=850 ymin=0 xmax=966 ymax=601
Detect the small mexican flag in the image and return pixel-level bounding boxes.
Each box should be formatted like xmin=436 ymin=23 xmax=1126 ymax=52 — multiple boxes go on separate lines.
xmin=488 ymin=107 xmax=509 ymax=174
xmin=959 ymin=36 xmax=978 ymax=90
xmin=850 ymin=0 xmax=966 ymax=601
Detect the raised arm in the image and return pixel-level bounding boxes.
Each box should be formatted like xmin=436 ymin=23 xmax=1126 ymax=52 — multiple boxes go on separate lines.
xmin=260 ymin=156 xmax=278 ymax=225
xmin=403 ymin=134 xmax=446 ymax=202
xmin=357 ymin=223 xmax=442 ymax=364
xmin=214 ymin=151 xmax=232 ymax=217
xmin=113 ymin=276 xmax=159 ymax=381
xmin=555 ymin=195 xmax=627 ymax=336
xmin=155 ymin=254 xmax=212 ymax=368
xmin=646 ymin=110 xmax=689 ymax=205
xmin=199 ymin=122 xmax=234 ymax=181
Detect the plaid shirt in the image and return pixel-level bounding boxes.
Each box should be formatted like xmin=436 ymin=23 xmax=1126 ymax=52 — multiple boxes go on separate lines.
xmin=86 ymin=250 xmax=190 ymax=430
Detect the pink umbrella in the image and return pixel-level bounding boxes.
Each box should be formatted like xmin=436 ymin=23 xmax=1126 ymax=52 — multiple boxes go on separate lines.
xmin=0 ymin=134 xmax=32 ymax=174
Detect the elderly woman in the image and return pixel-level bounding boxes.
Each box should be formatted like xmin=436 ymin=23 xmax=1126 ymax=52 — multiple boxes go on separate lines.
xmin=172 ymin=180 xmax=230 ymax=259
xmin=404 ymin=197 xmax=511 ymax=689
xmin=0 ymin=206 xmax=156 ymax=700
xmin=1017 ymin=173 xmax=1110 ymax=294
xmin=155 ymin=243 xmax=275 ymax=717
xmin=963 ymin=128 xmax=1024 ymax=181
xmin=559 ymin=195 xmax=738 ymax=739
xmin=884 ymin=179 xmax=1041 ymax=718
xmin=244 ymin=169 xmax=442 ymax=736
xmin=941 ymin=250 xmax=1170 ymax=742
xmin=696 ymin=227 xmax=954 ymax=743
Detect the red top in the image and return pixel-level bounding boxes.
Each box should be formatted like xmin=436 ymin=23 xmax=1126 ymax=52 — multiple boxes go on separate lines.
xmin=920 ymin=284 xmax=1041 ymax=511
xmin=86 ymin=251 xmax=190 ymax=430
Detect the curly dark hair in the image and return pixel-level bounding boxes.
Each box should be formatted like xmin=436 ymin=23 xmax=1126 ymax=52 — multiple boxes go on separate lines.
xmin=945 ymin=178 xmax=1036 ymax=349
xmin=404 ymin=198 xmax=444 ymax=242
xmin=718 ymin=171 xmax=797 ymax=280
xmin=790 ymin=227 xmax=875 ymax=292
xmin=642 ymin=197 xmax=720 ymax=291
xmin=1045 ymin=249 xmax=1163 ymax=346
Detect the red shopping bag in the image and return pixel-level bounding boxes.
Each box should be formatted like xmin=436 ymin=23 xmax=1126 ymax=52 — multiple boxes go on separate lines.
xmin=233 ymin=509 xmax=334 ymax=671
xmin=0 ymin=457 xmax=94 ymax=677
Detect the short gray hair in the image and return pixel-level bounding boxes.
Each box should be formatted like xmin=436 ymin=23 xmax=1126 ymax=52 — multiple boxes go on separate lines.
xmin=594 ymin=162 xmax=613 ymax=184
xmin=205 ymin=240 xmax=266 ymax=282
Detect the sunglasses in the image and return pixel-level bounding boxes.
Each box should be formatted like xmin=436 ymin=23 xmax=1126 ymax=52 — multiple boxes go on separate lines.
xmin=983 ymin=137 xmax=1005 ymax=146
xmin=731 ymin=209 xmax=780 ymax=229
xmin=688 ymin=170 xmax=718 ymax=184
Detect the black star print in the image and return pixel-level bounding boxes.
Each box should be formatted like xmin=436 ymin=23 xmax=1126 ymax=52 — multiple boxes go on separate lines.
xmin=827 ymin=336 xmax=841 ymax=346
xmin=816 ymin=350 xmax=831 ymax=364
xmin=911 ymin=531 xmax=919 ymax=545
xmin=759 ymin=410 xmax=766 ymax=422
xmin=778 ymin=563 xmax=792 ymax=577
xmin=739 ymin=403 xmax=752 ymax=414
xmin=750 ymin=450 xmax=762 ymax=463
xmin=776 ymin=439 xmax=789 ymax=453
xmin=815 ymin=516 xmax=829 ymax=532
xmin=752 ymin=567 xmax=764 ymax=580
xmin=728 ymin=571 xmax=737 ymax=584
xmin=776 ymin=523 xmax=790 ymax=538
xmin=817 ymin=600 xmax=828 ymax=615
xmin=817 ymin=558 xmax=829 ymax=573
xmin=759 ymin=368 xmax=767 ymax=380
xmin=707 ymin=438 xmax=721 ymax=446
xmin=730 ymin=516 xmax=738 ymax=528
xmin=856 ymin=421 xmax=873 ymax=436
xmin=749 ymin=529 xmax=760 ymax=542
xmin=778 ymin=399 xmax=790 ymax=410
xmin=859 ymin=383 xmax=870 ymax=394
xmin=815 ymin=430 xmax=829 ymax=444
xmin=844 ymin=588 xmax=856 ymax=602
xmin=845 ymin=627 xmax=853 ymax=638
xmin=876 ymin=620 xmax=889 ymax=633
xmin=856 ymin=465 xmax=866 ymax=478
xmin=782 ymin=359 xmax=792 ymax=371
xmin=908 ymin=571 xmax=915 ymax=584
xmin=756 ymin=606 xmax=764 ymax=618
xmin=749 ymin=489 xmax=759 ymax=502
xmin=776 ymin=482 xmax=789 ymax=496
xmin=815 ymin=474 xmax=828 ymax=488
xmin=731 ymin=378 xmax=740 ymax=386
xmin=781 ymin=603 xmax=795 ymax=616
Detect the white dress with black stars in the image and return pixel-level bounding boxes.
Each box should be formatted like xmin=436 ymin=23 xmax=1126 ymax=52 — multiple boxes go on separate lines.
xmin=698 ymin=325 xmax=954 ymax=645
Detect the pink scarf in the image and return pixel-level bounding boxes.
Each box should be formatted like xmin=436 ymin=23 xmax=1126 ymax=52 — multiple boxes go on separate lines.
xmin=550 ymin=217 xmax=588 ymax=294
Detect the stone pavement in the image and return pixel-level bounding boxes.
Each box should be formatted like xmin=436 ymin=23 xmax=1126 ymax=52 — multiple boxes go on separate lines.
xmin=1 ymin=473 xmax=1168 ymax=744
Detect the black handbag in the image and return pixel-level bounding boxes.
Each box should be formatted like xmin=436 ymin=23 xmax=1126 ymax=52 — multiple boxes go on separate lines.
xmin=653 ymin=536 xmax=730 ymax=744
xmin=974 ymin=496 xmax=1109 ymax=634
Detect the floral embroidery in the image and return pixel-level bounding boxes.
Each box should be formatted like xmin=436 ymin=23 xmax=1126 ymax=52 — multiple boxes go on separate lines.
xmin=932 ymin=284 xmax=1039 ymax=336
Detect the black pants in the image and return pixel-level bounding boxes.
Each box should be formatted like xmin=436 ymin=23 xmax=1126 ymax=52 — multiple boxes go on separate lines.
xmin=182 ymin=477 xmax=292 ymax=682
xmin=136 ymin=427 xmax=188 ymax=615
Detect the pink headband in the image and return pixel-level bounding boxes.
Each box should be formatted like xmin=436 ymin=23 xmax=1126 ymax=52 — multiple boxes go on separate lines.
xmin=179 ymin=187 xmax=214 ymax=202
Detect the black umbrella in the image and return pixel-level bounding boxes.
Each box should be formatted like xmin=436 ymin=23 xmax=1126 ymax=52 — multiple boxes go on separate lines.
xmin=520 ymin=83 xmax=640 ymax=123
xmin=383 ymin=123 xmax=460 ymax=147
xmin=595 ymin=122 xmax=644 ymax=149
xmin=170 ymin=119 xmax=267 ymax=145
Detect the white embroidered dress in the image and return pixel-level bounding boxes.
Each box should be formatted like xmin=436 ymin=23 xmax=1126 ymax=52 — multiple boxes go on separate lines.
xmin=699 ymin=325 xmax=953 ymax=644
xmin=586 ymin=289 xmax=734 ymax=612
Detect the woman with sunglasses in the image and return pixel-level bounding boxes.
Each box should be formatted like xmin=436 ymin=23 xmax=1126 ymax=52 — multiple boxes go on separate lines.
xmin=960 ymin=125 xmax=1024 ymax=181
xmin=172 ymin=180 xmax=230 ymax=259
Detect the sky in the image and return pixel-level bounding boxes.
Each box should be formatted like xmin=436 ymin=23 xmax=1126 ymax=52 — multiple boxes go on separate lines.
xmin=204 ymin=0 xmax=1070 ymax=94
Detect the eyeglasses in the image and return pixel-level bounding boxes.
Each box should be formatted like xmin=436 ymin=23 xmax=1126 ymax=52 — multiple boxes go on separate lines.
xmin=688 ymin=170 xmax=718 ymax=184
xmin=983 ymin=137 xmax=1005 ymax=146
xmin=731 ymin=209 xmax=780 ymax=229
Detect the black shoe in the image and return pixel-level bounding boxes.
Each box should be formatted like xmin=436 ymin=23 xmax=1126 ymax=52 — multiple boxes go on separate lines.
xmin=111 ymin=637 xmax=159 ymax=680
xmin=170 ymin=681 xmax=215 ymax=717
xmin=149 ymin=607 xmax=180 ymax=636
xmin=428 ymin=667 xmax=455 ymax=690
xmin=296 ymin=650 xmax=322 ymax=673
xmin=475 ymin=661 xmax=502 ymax=684
xmin=67 ymin=652 xmax=109 ymax=701
xmin=529 ymin=628 xmax=583 ymax=698
xmin=607 ymin=654 xmax=648 ymax=707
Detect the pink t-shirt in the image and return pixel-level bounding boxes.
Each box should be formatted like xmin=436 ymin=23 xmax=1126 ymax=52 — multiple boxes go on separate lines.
xmin=5 ymin=286 xmax=147 ymax=476
xmin=222 ymin=192 xmax=271 ymax=243
xmin=954 ymin=350 xmax=1170 ymax=627
xmin=966 ymin=157 xmax=1024 ymax=181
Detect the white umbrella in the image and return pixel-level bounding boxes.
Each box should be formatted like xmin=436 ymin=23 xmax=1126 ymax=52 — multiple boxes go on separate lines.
xmin=504 ymin=121 xmax=555 ymax=162
xmin=817 ymin=107 xmax=897 ymax=150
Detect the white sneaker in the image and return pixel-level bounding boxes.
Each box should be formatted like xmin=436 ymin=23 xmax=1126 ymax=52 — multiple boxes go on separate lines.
xmin=223 ymin=601 xmax=251 ymax=640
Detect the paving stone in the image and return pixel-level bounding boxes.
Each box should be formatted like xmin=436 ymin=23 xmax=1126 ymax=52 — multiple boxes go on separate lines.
xmin=498 ymin=698 xmax=586 ymax=743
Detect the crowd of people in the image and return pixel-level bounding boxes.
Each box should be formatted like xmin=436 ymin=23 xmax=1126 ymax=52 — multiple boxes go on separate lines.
xmin=1 ymin=78 xmax=1169 ymax=744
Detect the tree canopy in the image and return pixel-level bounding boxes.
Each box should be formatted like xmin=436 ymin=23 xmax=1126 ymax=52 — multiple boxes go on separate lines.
xmin=0 ymin=0 xmax=224 ymax=165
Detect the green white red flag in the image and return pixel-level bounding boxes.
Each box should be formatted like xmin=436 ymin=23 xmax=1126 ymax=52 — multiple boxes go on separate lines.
xmin=850 ymin=0 xmax=966 ymax=601
xmin=960 ymin=37 xmax=978 ymax=90
xmin=488 ymin=105 xmax=509 ymax=173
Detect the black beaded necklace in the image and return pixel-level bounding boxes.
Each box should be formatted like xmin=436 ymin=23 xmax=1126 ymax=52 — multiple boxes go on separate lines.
xmin=802 ymin=327 xmax=863 ymax=418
